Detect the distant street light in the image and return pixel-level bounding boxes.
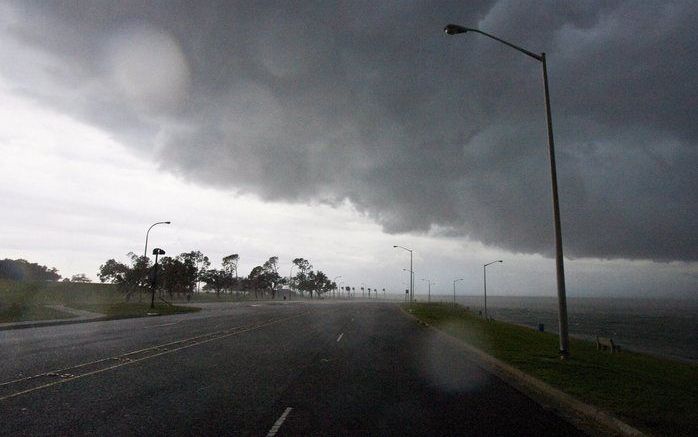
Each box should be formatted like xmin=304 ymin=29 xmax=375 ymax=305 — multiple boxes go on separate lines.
xmin=444 ymin=24 xmax=570 ymax=358
xmin=421 ymin=278 xmax=434 ymax=303
xmin=483 ymin=260 xmax=503 ymax=320
xmin=333 ymin=275 xmax=342 ymax=299
xmin=150 ymin=248 xmax=166 ymax=310
xmin=144 ymin=221 xmax=171 ymax=259
xmin=453 ymin=278 xmax=464 ymax=306
xmin=394 ymin=245 xmax=414 ymax=303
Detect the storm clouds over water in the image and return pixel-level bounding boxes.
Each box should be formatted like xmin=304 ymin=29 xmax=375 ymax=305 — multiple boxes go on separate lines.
xmin=2 ymin=1 xmax=697 ymax=261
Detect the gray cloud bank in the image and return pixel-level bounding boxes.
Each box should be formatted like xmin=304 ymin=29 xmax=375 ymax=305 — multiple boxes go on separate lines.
xmin=2 ymin=1 xmax=697 ymax=261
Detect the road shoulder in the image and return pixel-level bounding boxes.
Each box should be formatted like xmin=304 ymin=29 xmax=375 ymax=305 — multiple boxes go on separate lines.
xmin=399 ymin=305 xmax=645 ymax=437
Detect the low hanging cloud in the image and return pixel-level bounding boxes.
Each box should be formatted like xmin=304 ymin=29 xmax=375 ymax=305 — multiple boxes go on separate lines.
xmin=2 ymin=1 xmax=696 ymax=262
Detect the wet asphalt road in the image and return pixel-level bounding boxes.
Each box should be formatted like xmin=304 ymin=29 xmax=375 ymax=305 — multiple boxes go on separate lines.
xmin=0 ymin=301 xmax=583 ymax=436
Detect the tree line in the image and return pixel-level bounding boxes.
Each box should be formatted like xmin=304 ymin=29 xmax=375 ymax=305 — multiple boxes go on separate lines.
xmin=97 ymin=252 xmax=338 ymax=300
xmin=0 ymin=258 xmax=93 ymax=283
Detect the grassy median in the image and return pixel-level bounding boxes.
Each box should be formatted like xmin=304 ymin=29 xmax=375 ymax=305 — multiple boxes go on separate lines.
xmin=71 ymin=302 xmax=199 ymax=318
xmin=0 ymin=303 xmax=74 ymax=323
xmin=406 ymin=302 xmax=697 ymax=437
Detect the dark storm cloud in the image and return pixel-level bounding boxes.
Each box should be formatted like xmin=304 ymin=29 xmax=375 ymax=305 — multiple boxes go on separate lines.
xmin=3 ymin=1 xmax=697 ymax=261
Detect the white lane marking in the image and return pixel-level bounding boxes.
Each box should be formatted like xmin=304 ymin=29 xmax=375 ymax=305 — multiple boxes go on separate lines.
xmin=0 ymin=313 xmax=309 ymax=401
xmin=266 ymin=407 xmax=293 ymax=436
xmin=336 ymin=333 xmax=344 ymax=343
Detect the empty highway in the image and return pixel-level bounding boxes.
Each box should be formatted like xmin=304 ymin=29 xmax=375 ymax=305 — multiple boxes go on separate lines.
xmin=0 ymin=301 xmax=583 ymax=436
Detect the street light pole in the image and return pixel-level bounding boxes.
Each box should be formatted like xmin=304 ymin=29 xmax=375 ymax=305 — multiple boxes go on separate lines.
xmin=333 ymin=276 xmax=342 ymax=299
xmin=394 ymin=245 xmax=414 ymax=303
xmin=150 ymin=248 xmax=166 ymax=310
xmin=421 ymin=278 xmax=432 ymax=303
xmin=144 ymin=221 xmax=171 ymax=259
xmin=453 ymin=278 xmax=463 ymax=307
xmin=483 ymin=260 xmax=503 ymax=320
xmin=444 ymin=24 xmax=570 ymax=358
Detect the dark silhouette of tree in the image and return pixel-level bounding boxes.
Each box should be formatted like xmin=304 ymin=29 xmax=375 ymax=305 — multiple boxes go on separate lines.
xmin=180 ymin=250 xmax=210 ymax=293
xmin=70 ymin=273 xmax=91 ymax=283
xmin=222 ymin=254 xmax=239 ymax=279
xmin=306 ymin=270 xmax=334 ymax=299
xmin=98 ymin=259 xmax=129 ymax=283
xmin=262 ymin=256 xmax=282 ymax=298
xmin=0 ymin=259 xmax=61 ymax=281
xmin=291 ymin=258 xmax=313 ymax=297
xmin=201 ymin=268 xmax=229 ymax=296
xmin=160 ymin=253 xmax=198 ymax=298
xmin=247 ymin=257 xmax=282 ymax=299
xmin=98 ymin=253 xmax=149 ymax=300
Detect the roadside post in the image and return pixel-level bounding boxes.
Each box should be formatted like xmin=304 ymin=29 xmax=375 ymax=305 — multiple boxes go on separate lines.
xmin=150 ymin=248 xmax=166 ymax=311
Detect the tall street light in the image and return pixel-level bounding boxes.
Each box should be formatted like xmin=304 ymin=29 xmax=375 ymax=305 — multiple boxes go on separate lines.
xmin=402 ymin=268 xmax=415 ymax=302
xmin=144 ymin=221 xmax=171 ymax=259
xmin=483 ymin=260 xmax=503 ymax=320
xmin=150 ymin=248 xmax=166 ymax=310
xmin=452 ymin=278 xmax=463 ymax=306
xmin=444 ymin=24 xmax=570 ymax=358
xmin=333 ymin=275 xmax=342 ymax=299
xmin=421 ymin=278 xmax=434 ymax=303
xmin=394 ymin=245 xmax=414 ymax=303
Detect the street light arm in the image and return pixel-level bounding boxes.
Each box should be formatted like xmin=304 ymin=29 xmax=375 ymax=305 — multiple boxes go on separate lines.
xmin=144 ymin=221 xmax=171 ymax=259
xmin=393 ymin=245 xmax=413 ymax=253
xmin=484 ymin=260 xmax=504 ymax=267
xmin=444 ymin=24 xmax=542 ymax=62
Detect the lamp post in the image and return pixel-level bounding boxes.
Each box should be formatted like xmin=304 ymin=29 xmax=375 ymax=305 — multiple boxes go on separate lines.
xmin=483 ymin=260 xmax=503 ymax=320
xmin=421 ymin=278 xmax=433 ymax=303
xmin=144 ymin=221 xmax=171 ymax=259
xmin=452 ymin=278 xmax=464 ymax=306
xmin=150 ymin=248 xmax=166 ymax=310
xmin=402 ymin=268 xmax=415 ymax=302
xmin=394 ymin=245 xmax=414 ymax=303
xmin=333 ymin=275 xmax=342 ymax=299
xmin=444 ymin=24 xmax=570 ymax=358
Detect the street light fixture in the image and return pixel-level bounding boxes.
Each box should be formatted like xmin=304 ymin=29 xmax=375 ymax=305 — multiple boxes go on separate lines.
xmin=144 ymin=221 xmax=171 ymax=259
xmin=444 ymin=24 xmax=570 ymax=359
xmin=394 ymin=245 xmax=414 ymax=303
xmin=421 ymin=278 xmax=434 ymax=303
xmin=483 ymin=260 xmax=503 ymax=320
xmin=452 ymin=278 xmax=464 ymax=306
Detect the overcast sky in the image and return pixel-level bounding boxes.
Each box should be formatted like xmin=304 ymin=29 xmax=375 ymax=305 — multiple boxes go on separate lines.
xmin=1 ymin=1 xmax=696 ymax=298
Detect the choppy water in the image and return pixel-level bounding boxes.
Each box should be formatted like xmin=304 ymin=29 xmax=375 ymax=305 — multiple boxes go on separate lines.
xmin=425 ymin=295 xmax=698 ymax=363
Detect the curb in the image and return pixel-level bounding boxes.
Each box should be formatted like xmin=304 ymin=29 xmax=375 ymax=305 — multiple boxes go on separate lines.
xmin=0 ymin=316 xmax=110 ymax=331
xmin=398 ymin=306 xmax=645 ymax=436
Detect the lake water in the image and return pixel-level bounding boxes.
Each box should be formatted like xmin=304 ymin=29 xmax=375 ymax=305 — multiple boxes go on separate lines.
xmin=424 ymin=295 xmax=698 ymax=363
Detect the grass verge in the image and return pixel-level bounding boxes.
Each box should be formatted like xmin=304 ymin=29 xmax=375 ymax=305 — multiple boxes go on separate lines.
xmin=406 ymin=302 xmax=697 ymax=437
xmin=71 ymin=302 xmax=200 ymax=319
xmin=0 ymin=303 xmax=74 ymax=323
xmin=1 ymin=280 xmax=199 ymax=322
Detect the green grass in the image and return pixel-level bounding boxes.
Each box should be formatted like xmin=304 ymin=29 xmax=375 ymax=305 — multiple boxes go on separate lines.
xmin=0 ymin=303 xmax=74 ymax=323
xmin=406 ymin=302 xmax=697 ymax=437
xmin=0 ymin=279 xmax=123 ymax=306
xmin=72 ymin=302 xmax=199 ymax=318
xmin=0 ymin=280 xmax=198 ymax=322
